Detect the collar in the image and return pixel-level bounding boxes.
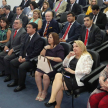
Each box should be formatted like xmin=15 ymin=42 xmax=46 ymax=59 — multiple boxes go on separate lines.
xmin=86 ymin=24 xmax=92 ymax=31
xmin=29 ymin=33 xmax=34 ymax=40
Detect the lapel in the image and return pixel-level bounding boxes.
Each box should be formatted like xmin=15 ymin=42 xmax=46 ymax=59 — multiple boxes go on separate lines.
xmin=82 ymin=26 xmax=86 ymax=42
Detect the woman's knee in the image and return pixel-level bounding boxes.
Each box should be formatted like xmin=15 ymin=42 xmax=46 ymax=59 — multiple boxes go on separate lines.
xmin=35 ymin=71 xmax=42 ymax=77
xmin=43 ymin=74 xmax=50 ymax=80
xmin=55 ymin=73 xmax=62 ymax=80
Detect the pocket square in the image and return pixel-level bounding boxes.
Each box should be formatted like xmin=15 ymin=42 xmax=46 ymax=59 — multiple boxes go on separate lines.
xmin=49 ymin=27 xmax=53 ymax=29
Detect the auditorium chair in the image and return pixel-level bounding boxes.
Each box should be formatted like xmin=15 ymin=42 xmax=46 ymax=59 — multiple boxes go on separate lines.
xmin=22 ymin=7 xmax=31 ymax=16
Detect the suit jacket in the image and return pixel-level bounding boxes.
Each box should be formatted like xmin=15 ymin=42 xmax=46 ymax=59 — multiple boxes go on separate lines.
xmin=7 ymin=11 xmax=14 ymax=26
xmin=20 ymin=32 xmax=44 ymax=61
xmin=39 ymin=18 xmax=60 ymax=36
xmin=63 ymin=54 xmax=93 ymax=86
xmin=59 ymin=21 xmax=81 ymax=42
xmin=79 ymin=24 xmax=102 ymax=49
xmin=66 ymin=3 xmax=81 ymax=15
xmin=90 ymin=11 xmax=107 ymax=29
xmin=11 ymin=13 xmax=28 ymax=28
xmin=53 ymin=1 xmax=67 ymax=14
xmin=19 ymin=0 xmax=31 ymax=9
xmin=5 ymin=28 xmax=26 ymax=51
xmin=38 ymin=0 xmax=54 ymax=9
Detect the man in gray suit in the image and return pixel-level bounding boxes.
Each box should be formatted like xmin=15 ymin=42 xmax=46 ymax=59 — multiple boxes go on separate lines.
xmin=0 ymin=18 xmax=26 ymax=82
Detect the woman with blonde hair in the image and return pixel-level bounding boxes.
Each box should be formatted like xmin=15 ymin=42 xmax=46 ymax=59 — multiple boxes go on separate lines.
xmin=86 ymin=0 xmax=97 ymax=15
xmin=29 ymin=10 xmax=42 ymax=30
xmin=45 ymin=40 xmax=93 ymax=108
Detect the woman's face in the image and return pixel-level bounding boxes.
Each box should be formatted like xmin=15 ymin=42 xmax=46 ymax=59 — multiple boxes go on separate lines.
xmin=43 ymin=3 xmax=48 ymax=9
xmin=73 ymin=43 xmax=82 ymax=55
xmin=91 ymin=0 xmax=96 ymax=5
xmin=48 ymin=34 xmax=54 ymax=45
xmin=30 ymin=4 xmax=34 ymax=10
xmin=0 ymin=20 xmax=6 ymax=28
xmin=33 ymin=12 xmax=39 ymax=19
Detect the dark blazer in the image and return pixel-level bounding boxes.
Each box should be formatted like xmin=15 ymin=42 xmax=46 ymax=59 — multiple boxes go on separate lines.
xmin=20 ymin=32 xmax=44 ymax=61
xmin=79 ymin=24 xmax=102 ymax=49
xmin=7 ymin=11 xmax=14 ymax=26
xmin=5 ymin=28 xmax=26 ymax=51
xmin=38 ymin=0 xmax=54 ymax=9
xmin=59 ymin=21 xmax=81 ymax=42
xmin=39 ymin=18 xmax=60 ymax=36
xmin=66 ymin=3 xmax=82 ymax=15
xmin=42 ymin=8 xmax=51 ymax=20
xmin=11 ymin=13 xmax=28 ymax=28
xmin=78 ymin=0 xmax=86 ymax=6
xmin=19 ymin=0 xmax=31 ymax=9
xmin=90 ymin=11 xmax=107 ymax=30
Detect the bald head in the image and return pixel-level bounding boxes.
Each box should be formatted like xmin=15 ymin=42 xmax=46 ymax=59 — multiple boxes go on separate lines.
xmin=45 ymin=11 xmax=53 ymax=22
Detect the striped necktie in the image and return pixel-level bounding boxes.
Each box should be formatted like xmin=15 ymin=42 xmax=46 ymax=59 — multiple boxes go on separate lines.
xmin=43 ymin=22 xmax=49 ymax=37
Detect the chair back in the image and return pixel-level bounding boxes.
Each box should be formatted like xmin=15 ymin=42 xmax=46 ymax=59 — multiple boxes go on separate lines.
xmin=41 ymin=37 xmax=47 ymax=47
xmin=101 ymin=30 xmax=106 ymax=43
xmin=58 ymin=23 xmax=63 ymax=32
xmin=60 ymin=12 xmax=67 ymax=23
xmin=22 ymin=7 xmax=31 ymax=15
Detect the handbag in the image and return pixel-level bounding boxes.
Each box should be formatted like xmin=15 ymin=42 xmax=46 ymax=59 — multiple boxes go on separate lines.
xmin=37 ymin=55 xmax=53 ymax=73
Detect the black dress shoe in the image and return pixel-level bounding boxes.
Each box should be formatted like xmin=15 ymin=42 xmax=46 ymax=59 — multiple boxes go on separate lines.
xmin=44 ymin=101 xmax=57 ymax=107
xmin=14 ymin=85 xmax=26 ymax=92
xmin=0 ymin=71 xmax=5 ymax=77
xmin=7 ymin=81 xmax=18 ymax=87
xmin=4 ymin=76 xmax=11 ymax=82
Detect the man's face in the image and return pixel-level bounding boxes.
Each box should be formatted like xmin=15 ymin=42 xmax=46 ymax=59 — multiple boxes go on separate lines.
xmin=59 ymin=0 xmax=63 ymax=2
xmin=2 ymin=0 xmax=6 ymax=6
xmin=45 ymin=12 xmax=53 ymax=22
xmin=3 ymin=8 xmax=6 ymax=14
xmin=26 ymin=24 xmax=36 ymax=35
xmin=13 ymin=20 xmax=22 ymax=30
xmin=67 ymin=14 xmax=75 ymax=23
xmin=84 ymin=17 xmax=93 ymax=28
xmin=70 ymin=0 xmax=76 ymax=4
xmin=92 ymin=9 xmax=99 ymax=15
xmin=16 ymin=7 xmax=22 ymax=15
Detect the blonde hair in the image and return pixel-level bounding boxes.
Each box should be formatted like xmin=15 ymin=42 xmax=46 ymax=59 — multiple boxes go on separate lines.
xmin=33 ymin=10 xmax=42 ymax=19
xmin=103 ymin=7 xmax=108 ymax=13
xmin=42 ymin=1 xmax=49 ymax=12
xmin=91 ymin=0 xmax=97 ymax=5
xmin=74 ymin=40 xmax=92 ymax=58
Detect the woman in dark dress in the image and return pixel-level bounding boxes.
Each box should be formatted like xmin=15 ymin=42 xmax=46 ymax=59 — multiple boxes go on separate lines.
xmin=35 ymin=32 xmax=65 ymax=101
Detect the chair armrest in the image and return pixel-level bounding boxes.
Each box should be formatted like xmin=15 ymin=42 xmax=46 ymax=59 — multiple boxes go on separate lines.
xmin=15 ymin=51 xmax=20 ymax=56
xmin=68 ymin=41 xmax=74 ymax=45
xmin=53 ymin=62 xmax=63 ymax=70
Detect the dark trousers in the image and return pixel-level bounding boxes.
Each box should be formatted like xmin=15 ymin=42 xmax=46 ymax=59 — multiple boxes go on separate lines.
xmin=10 ymin=58 xmax=35 ymax=86
xmin=0 ymin=51 xmax=16 ymax=75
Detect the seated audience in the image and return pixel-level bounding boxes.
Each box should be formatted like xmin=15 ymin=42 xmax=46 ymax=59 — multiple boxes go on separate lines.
xmin=87 ymin=66 xmax=108 ymax=108
xmin=29 ymin=10 xmax=42 ymax=30
xmin=86 ymin=0 xmax=97 ymax=15
xmin=7 ymin=22 xmax=44 ymax=92
xmin=66 ymin=0 xmax=82 ymax=16
xmin=0 ymin=8 xmax=6 ymax=19
xmin=0 ymin=18 xmax=26 ymax=80
xmin=19 ymin=0 xmax=31 ymax=9
xmin=53 ymin=0 xmax=67 ymax=16
xmin=103 ymin=0 xmax=108 ymax=5
xmin=28 ymin=1 xmax=38 ymax=19
xmin=59 ymin=12 xmax=81 ymax=42
xmin=11 ymin=7 xmax=28 ymax=28
xmin=41 ymin=1 xmax=51 ymax=20
xmin=3 ymin=5 xmax=14 ymax=26
xmin=35 ymin=32 xmax=65 ymax=101
xmin=1 ymin=0 xmax=7 ymax=8
xmin=79 ymin=15 xmax=102 ymax=49
xmin=39 ymin=11 xmax=60 ymax=37
xmin=0 ymin=17 xmax=11 ymax=47
xmin=44 ymin=40 xmax=93 ymax=107
xmin=90 ymin=5 xmax=107 ymax=30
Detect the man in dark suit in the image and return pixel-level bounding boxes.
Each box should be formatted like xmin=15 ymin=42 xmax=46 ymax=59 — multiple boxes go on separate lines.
xmin=90 ymin=5 xmax=107 ymax=30
xmin=39 ymin=11 xmax=60 ymax=37
xmin=59 ymin=12 xmax=81 ymax=42
xmin=11 ymin=7 xmax=28 ymax=28
xmin=66 ymin=0 xmax=81 ymax=15
xmin=79 ymin=15 xmax=102 ymax=49
xmin=0 ymin=18 xmax=26 ymax=80
xmin=19 ymin=0 xmax=31 ymax=9
xmin=7 ymin=22 xmax=44 ymax=92
xmin=3 ymin=5 xmax=14 ymax=26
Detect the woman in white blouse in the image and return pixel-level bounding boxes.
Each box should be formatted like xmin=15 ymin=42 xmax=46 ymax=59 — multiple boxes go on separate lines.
xmin=44 ymin=40 xmax=93 ymax=107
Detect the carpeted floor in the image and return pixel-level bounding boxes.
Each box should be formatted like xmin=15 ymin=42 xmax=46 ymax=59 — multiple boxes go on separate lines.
xmin=0 ymin=74 xmax=90 ymax=108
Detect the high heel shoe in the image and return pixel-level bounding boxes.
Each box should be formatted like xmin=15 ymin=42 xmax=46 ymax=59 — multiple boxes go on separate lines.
xmin=39 ymin=92 xmax=47 ymax=101
xmin=44 ymin=101 xmax=57 ymax=107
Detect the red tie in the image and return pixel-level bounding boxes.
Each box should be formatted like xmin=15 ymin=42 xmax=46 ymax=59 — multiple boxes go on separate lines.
xmin=13 ymin=30 xmax=17 ymax=39
xmin=62 ymin=23 xmax=71 ymax=39
xmin=84 ymin=29 xmax=89 ymax=46
xmin=43 ymin=22 xmax=49 ymax=37
xmin=55 ymin=2 xmax=61 ymax=12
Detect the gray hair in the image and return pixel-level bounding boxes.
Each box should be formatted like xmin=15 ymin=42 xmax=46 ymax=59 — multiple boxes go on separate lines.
xmin=15 ymin=18 xmax=23 ymax=24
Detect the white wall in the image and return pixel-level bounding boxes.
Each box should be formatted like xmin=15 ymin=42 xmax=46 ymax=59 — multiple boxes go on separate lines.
xmin=0 ymin=0 xmax=22 ymax=10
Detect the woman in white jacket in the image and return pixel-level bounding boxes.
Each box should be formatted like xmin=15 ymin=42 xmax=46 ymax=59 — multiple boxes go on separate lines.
xmin=45 ymin=40 xmax=93 ymax=108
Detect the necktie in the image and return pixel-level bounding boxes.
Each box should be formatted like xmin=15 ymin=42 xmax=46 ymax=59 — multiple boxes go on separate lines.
xmin=13 ymin=30 xmax=17 ymax=39
xmin=55 ymin=2 xmax=61 ymax=12
xmin=84 ymin=29 xmax=89 ymax=46
xmin=43 ymin=22 xmax=49 ymax=37
xmin=62 ymin=23 xmax=71 ymax=39
xmin=16 ymin=15 xmax=19 ymax=18
xmin=93 ymin=15 xmax=97 ymax=22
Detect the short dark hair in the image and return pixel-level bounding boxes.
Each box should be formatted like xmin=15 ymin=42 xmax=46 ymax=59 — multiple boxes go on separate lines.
xmin=84 ymin=15 xmax=93 ymax=20
xmin=67 ymin=12 xmax=75 ymax=17
xmin=92 ymin=5 xmax=99 ymax=10
xmin=0 ymin=17 xmax=9 ymax=29
xmin=4 ymin=5 xmax=11 ymax=10
xmin=16 ymin=6 xmax=22 ymax=10
xmin=30 ymin=1 xmax=38 ymax=9
xmin=48 ymin=32 xmax=59 ymax=46
xmin=28 ymin=22 xmax=38 ymax=32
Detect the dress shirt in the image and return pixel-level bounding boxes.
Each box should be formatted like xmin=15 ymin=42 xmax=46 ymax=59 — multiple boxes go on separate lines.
xmin=93 ymin=13 xmax=99 ymax=24
xmin=70 ymin=3 xmax=75 ymax=11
